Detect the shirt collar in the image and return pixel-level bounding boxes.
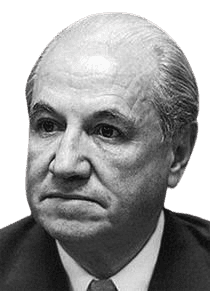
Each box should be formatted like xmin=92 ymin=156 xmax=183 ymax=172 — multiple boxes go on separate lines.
xmin=56 ymin=211 xmax=164 ymax=291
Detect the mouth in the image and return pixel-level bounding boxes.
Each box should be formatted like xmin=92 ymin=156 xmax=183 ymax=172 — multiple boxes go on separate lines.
xmin=41 ymin=192 xmax=105 ymax=208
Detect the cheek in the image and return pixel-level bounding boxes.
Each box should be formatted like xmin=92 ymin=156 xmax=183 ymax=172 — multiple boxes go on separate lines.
xmin=97 ymin=140 xmax=171 ymax=198
xmin=27 ymin=134 xmax=57 ymax=168
xmin=26 ymin=138 xmax=55 ymax=191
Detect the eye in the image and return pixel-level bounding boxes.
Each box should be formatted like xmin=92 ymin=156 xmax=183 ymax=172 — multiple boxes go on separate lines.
xmin=95 ymin=124 xmax=121 ymax=138
xmin=40 ymin=120 xmax=55 ymax=132
xmin=36 ymin=119 xmax=62 ymax=134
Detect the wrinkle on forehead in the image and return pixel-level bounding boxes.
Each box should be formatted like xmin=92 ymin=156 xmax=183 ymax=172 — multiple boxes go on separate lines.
xmin=38 ymin=43 xmax=158 ymax=100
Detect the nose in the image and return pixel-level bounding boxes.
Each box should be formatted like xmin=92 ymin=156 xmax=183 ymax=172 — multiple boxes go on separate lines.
xmin=49 ymin=128 xmax=91 ymax=179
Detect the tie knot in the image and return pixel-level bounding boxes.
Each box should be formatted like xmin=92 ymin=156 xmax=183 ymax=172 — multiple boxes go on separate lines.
xmin=87 ymin=279 xmax=118 ymax=291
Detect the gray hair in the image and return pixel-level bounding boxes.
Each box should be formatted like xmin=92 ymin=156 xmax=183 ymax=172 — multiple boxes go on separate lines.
xmin=151 ymin=38 xmax=198 ymax=140
xmin=25 ymin=14 xmax=199 ymax=141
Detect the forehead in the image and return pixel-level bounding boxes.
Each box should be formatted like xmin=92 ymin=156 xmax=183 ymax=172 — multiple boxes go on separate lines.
xmin=32 ymin=20 xmax=161 ymax=121
xmin=37 ymin=38 xmax=158 ymax=105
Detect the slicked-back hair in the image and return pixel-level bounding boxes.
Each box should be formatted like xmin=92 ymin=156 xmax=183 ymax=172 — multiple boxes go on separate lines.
xmin=151 ymin=38 xmax=198 ymax=140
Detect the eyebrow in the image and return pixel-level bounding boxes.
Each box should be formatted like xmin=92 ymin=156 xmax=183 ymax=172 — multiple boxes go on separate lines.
xmin=91 ymin=109 xmax=137 ymax=130
xmin=29 ymin=101 xmax=59 ymax=120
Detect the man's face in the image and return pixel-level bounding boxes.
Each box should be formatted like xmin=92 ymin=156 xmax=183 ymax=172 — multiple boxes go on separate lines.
xmin=26 ymin=36 xmax=172 ymax=247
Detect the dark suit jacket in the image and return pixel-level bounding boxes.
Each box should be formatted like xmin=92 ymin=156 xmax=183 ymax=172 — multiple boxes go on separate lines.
xmin=0 ymin=209 xmax=210 ymax=291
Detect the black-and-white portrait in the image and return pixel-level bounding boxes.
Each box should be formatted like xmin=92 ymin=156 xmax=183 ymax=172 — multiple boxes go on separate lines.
xmin=0 ymin=2 xmax=209 ymax=290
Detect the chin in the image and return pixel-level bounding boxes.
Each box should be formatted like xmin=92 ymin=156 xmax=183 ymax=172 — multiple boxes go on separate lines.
xmin=35 ymin=211 xmax=111 ymax=244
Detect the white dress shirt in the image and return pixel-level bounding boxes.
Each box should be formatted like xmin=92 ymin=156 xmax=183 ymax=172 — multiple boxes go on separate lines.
xmin=56 ymin=211 xmax=164 ymax=291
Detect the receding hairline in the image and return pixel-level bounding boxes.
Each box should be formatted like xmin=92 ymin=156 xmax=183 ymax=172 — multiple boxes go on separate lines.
xmin=37 ymin=13 xmax=170 ymax=69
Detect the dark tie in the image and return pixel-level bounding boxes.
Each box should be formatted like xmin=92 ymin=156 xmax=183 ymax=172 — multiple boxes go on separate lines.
xmin=87 ymin=279 xmax=118 ymax=291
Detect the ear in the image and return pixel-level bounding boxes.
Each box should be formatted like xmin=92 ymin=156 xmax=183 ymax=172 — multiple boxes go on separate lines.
xmin=168 ymin=122 xmax=198 ymax=188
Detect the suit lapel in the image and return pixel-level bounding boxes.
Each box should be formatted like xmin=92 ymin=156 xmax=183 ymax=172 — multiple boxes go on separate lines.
xmin=148 ymin=209 xmax=210 ymax=291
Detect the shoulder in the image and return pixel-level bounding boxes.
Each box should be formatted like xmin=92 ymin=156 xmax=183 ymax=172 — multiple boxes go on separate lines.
xmin=0 ymin=216 xmax=35 ymax=240
xmin=149 ymin=210 xmax=210 ymax=290
xmin=0 ymin=216 xmax=36 ymax=234
xmin=0 ymin=216 xmax=36 ymax=249
xmin=0 ymin=217 xmax=37 ymax=272
xmin=164 ymin=208 xmax=210 ymax=243
xmin=0 ymin=216 xmax=49 ymax=277
xmin=0 ymin=217 xmax=68 ymax=290
xmin=163 ymin=208 xmax=210 ymax=264
xmin=0 ymin=215 xmax=55 ymax=252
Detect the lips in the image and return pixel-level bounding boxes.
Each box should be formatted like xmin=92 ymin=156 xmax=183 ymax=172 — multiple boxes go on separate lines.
xmin=41 ymin=192 xmax=105 ymax=208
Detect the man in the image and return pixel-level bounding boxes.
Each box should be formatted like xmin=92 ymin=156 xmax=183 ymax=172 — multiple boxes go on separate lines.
xmin=0 ymin=12 xmax=209 ymax=291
